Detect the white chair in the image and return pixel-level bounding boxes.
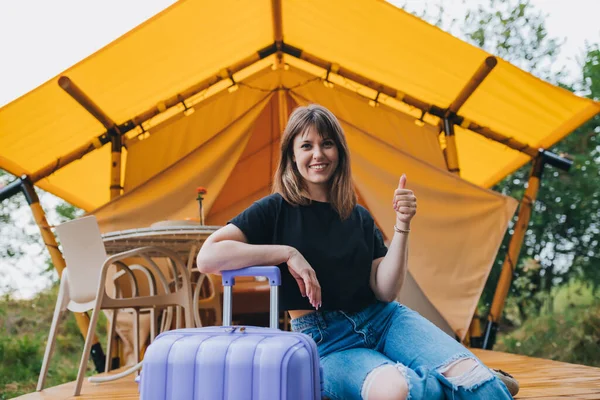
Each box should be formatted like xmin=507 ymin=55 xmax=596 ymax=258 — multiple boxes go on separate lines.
xmin=36 ymin=215 xmax=194 ymax=396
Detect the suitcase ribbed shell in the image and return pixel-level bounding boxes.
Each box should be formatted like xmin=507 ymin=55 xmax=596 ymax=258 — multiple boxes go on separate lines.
xmin=140 ymin=326 xmax=321 ymax=400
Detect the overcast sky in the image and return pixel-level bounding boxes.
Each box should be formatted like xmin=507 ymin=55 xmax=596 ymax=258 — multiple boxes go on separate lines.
xmin=0 ymin=0 xmax=599 ymax=298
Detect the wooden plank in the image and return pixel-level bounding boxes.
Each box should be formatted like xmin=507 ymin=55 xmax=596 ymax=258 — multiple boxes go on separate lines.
xmin=472 ymin=349 xmax=600 ymax=399
xmin=15 ymin=350 xmax=600 ymax=399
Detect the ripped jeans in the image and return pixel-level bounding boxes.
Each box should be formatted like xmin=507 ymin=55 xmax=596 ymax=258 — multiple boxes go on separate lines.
xmin=290 ymin=301 xmax=513 ymax=400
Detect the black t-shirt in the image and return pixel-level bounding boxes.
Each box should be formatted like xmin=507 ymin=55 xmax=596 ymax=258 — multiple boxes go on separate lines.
xmin=228 ymin=193 xmax=388 ymax=312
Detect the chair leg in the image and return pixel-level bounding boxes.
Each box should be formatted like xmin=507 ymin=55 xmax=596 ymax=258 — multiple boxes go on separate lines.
xmin=74 ymin=304 xmax=102 ymax=396
xmin=105 ymin=309 xmax=118 ymax=373
xmin=176 ymin=305 xmax=182 ymax=329
xmin=133 ymin=309 xmax=140 ymax=366
xmin=37 ymin=277 xmax=69 ymax=391
xmin=149 ymin=308 xmax=156 ymax=343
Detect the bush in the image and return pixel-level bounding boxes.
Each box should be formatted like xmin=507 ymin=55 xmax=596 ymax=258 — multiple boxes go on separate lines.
xmin=0 ymin=287 xmax=105 ymax=399
xmin=497 ymin=302 xmax=600 ymax=367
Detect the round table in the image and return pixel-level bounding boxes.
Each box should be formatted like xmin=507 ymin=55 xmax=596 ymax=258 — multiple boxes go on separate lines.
xmin=101 ymin=223 xmax=271 ymax=326
xmin=102 ymin=224 xmax=220 ymax=269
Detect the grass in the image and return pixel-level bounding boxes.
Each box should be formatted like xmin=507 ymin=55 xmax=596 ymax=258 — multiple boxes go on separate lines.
xmin=0 ymin=286 xmax=107 ymax=399
xmin=496 ymin=301 xmax=600 ymax=367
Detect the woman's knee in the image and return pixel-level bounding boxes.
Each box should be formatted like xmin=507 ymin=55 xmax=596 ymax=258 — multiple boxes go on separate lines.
xmin=438 ymin=356 xmax=494 ymax=390
xmin=362 ymin=364 xmax=409 ymax=400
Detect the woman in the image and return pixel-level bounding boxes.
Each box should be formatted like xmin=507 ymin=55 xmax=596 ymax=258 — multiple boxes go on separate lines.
xmin=196 ymin=104 xmax=513 ymax=399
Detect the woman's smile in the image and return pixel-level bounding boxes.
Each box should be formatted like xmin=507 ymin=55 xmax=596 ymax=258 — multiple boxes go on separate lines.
xmin=293 ymin=125 xmax=340 ymax=201
xmin=309 ymin=163 xmax=330 ymax=172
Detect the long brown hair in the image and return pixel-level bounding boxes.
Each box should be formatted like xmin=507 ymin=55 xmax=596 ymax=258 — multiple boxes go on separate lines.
xmin=273 ymin=104 xmax=357 ymax=219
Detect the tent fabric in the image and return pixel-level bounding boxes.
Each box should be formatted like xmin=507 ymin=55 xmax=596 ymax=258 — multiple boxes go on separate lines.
xmin=92 ymin=67 xmax=517 ymax=339
xmin=1 ymin=0 xmax=598 ymax=210
xmin=93 ymin=94 xmax=273 ymax=232
xmin=0 ymin=0 xmax=595 ymax=339
xmin=288 ymin=78 xmax=518 ymax=337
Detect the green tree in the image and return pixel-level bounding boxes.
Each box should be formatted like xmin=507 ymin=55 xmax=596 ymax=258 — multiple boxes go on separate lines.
xmin=491 ymin=46 xmax=600 ymax=321
xmin=0 ymin=170 xmax=83 ymax=296
xmin=403 ymin=0 xmax=600 ymax=323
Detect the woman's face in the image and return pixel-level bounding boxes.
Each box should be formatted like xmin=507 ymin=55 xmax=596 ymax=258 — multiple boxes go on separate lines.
xmin=292 ymin=125 xmax=339 ymax=193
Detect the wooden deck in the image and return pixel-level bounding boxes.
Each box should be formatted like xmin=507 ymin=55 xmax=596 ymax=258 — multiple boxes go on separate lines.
xmin=14 ymin=350 xmax=600 ymax=399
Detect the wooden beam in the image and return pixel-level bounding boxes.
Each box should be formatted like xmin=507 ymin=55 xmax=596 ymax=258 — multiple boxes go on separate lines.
xmin=281 ymin=43 xmax=542 ymax=158
xmin=59 ymin=77 xmax=117 ymax=131
xmin=458 ymin=119 xmax=540 ymax=158
xmin=26 ymin=44 xmax=277 ymax=184
xmin=447 ymin=56 xmax=497 ymax=115
xmin=483 ymin=155 xmax=543 ymax=349
xmin=110 ymin=133 xmax=123 ymax=199
xmin=29 ymin=140 xmax=105 ymax=184
xmin=440 ymin=57 xmax=496 ymax=175
xmin=442 ymin=118 xmax=460 ymax=175
xmin=271 ymin=0 xmax=284 ymax=68
xmin=26 ymin=41 xmax=554 ymax=186
xmin=58 ymin=77 xmax=124 ymax=198
xmin=271 ymin=0 xmax=283 ymax=44
xmin=18 ymin=178 xmax=105 ymax=380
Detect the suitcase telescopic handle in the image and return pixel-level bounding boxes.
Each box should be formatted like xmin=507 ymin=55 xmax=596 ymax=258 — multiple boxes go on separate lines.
xmin=221 ymin=266 xmax=281 ymax=329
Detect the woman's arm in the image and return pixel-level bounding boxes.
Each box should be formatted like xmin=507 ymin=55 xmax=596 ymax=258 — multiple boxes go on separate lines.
xmin=370 ymin=175 xmax=417 ymax=302
xmin=197 ymin=224 xmax=322 ymax=309
xmin=370 ymin=226 xmax=410 ymax=302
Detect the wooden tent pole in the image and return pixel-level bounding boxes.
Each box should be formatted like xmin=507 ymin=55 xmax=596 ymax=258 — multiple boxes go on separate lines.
xmin=448 ymin=56 xmax=497 ymax=114
xmin=59 ymin=77 xmax=125 ymax=364
xmin=481 ymin=151 xmax=572 ymax=349
xmin=442 ymin=118 xmax=460 ymax=175
xmin=3 ymin=177 xmax=106 ymax=372
xmin=271 ymin=0 xmax=284 ymax=68
xmin=448 ymin=57 xmax=496 ymax=340
xmin=110 ymin=133 xmax=123 ymax=199
xmin=58 ymin=77 xmax=117 ymax=131
xmin=58 ymin=77 xmax=124 ymax=199
xmin=26 ymin=43 xmax=550 ymax=187
xmin=441 ymin=57 xmax=497 ymax=176
xmin=482 ymin=156 xmax=543 ymax=349
xmin=25 ymin=45 xmax=278 ymax=186
xmin=280 ymin=44 xmax=542 ymax=159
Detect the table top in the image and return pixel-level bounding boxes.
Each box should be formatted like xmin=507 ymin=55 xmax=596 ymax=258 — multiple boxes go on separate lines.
xmin=102 ymin=224 xmax=220 ymax=257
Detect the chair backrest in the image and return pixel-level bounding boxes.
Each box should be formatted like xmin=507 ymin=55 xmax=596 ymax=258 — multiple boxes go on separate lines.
xmin=55 ymin=215 xmax=108 ymax=305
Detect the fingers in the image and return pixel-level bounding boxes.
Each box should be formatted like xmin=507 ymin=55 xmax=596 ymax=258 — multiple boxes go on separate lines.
xmin=302 ymin=270 xmax=322 ymax=310
xmin=398 ymin=174 xmax=407 ymax=189
xmin=393 ymin=193 xmax=417 ymax=211
xmin=393 ymin=189 xmax=414 ymax=196
xmin=294 ymin=276 xmax=307 ymax=298
xmin=288 ymin=252 xmax=322 ymax=310
xmin=393 ymin=175 xmax=416 ymax=215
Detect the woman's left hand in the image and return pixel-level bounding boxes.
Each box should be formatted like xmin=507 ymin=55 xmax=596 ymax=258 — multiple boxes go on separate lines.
xmin=393 ymin=174 xmax=417 ymax=226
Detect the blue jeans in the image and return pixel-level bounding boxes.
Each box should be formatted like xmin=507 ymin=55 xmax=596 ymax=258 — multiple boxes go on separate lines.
xmin=291 ymin=301 xmax=513 ymax=400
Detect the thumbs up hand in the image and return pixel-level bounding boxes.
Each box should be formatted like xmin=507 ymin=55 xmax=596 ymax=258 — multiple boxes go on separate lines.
xmin=393 ymin=174 xmax=417 ymax=226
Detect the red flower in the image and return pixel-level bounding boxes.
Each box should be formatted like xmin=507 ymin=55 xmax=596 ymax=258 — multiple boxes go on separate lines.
xmin=196 ymin=187 xmax=207 ymax=195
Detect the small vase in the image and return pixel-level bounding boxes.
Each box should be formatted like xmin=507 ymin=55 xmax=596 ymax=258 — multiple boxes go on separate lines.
xmin=198 ymin=199 xmax=205 ymax=225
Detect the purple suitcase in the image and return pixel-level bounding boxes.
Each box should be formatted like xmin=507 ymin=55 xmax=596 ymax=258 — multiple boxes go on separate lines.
xmin=139 ymin=266 xmax=323 ymax=400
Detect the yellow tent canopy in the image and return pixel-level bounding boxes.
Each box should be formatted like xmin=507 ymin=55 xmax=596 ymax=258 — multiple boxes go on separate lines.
xmin=1 ymin=0 xmax=597 ymax=210
xmin=1 ymin=0 xmax=599 ymax=340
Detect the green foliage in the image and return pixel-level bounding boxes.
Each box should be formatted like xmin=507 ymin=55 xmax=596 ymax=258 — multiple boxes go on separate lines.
xmin=402 ymin=0 xmax=600 ymax=330
xmin=483 ymin=45 xmax=600 ymax=324
xmin=0 ymin=287 xmax=106 ymax=399
xmin=55 ymin=202 xmax=84 ymax=223
xmin=0 ymin=169 xmax=83 ymax=294
xmin=0 ymin=170 xmax=36 ymax=261
xmin=497 ymin=301 xmax=600 ymax=367
xmin=461 ymin=0 xmax=565 ymax=82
